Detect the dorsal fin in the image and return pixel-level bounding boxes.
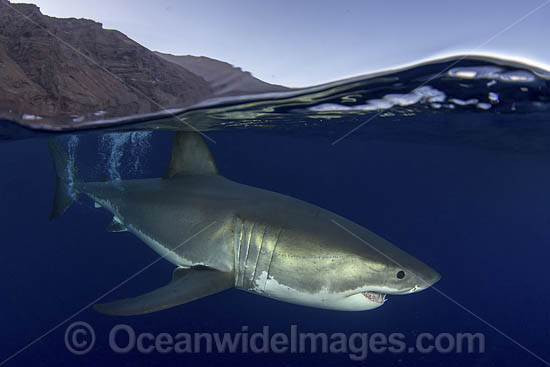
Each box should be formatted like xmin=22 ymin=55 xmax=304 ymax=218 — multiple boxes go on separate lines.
xmin=163 ymin=131 xmax=218 ymax=179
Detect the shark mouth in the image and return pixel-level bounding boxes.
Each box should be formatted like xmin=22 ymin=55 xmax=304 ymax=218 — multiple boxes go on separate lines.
xmin=362 ymin=291 xmax=387 ymax=304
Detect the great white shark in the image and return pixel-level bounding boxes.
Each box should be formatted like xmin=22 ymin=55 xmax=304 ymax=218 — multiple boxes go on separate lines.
xmin=48 ymin=132 xmax=440 ymax=316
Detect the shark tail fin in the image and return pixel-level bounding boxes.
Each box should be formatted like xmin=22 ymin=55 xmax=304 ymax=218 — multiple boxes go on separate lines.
xmin=47 ymin=137 xmax=79 ymax=220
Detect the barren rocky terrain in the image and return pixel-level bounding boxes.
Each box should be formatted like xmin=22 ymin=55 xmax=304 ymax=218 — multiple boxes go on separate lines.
xmin=0 ymin=1 xmax=287 ymax=126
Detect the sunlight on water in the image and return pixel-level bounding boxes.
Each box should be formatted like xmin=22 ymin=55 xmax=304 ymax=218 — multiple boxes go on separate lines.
xmin=308 ymin=86 xmax=448 ymax=112
xmin=1 ymin=55 xmax=548 ymax=153
xmin=447 ymin=66 xmax=537 ymax=82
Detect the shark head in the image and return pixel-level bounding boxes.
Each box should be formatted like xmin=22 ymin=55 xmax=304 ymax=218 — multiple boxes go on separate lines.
xmin=332 ymin=219 xmax=441 ymax=310
xmin=331 ymin=248 xmax=442 ymax=311
xmin=262 ymin=215 xmax=441 ymax=311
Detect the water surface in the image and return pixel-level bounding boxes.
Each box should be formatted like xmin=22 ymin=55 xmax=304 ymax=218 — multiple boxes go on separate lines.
xmin=0 ymin=55 xmax=549 ymax=366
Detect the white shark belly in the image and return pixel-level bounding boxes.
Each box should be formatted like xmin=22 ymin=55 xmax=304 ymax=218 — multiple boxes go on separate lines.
xmin=262 ymin=275 xmax=383 ymax=311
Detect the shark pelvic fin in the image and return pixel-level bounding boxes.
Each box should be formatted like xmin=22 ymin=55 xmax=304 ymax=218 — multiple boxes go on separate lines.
xmin=47 ymin=137 xmax=78 ymax=220
xmin=106 ymin=217 xmax=127 ymax=233
xmin=163 ymin=132 xmax=218 ymax=179
xmin=172 ymin=267 xmax=191 ymax=280
xmin=93 ymin=267 xmax=233 ymax=316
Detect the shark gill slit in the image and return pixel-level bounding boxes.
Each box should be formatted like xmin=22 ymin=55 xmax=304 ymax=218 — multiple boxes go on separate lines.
xmin=243 ymin=221 xmax=255 ymax=277
xmin=236 ymin=219 xmax=253 ymax=288
xmin=264 ymin=227 xmax=283 ymax=288
xmin=250 ymin=224 xmax=269 ymax=283
xmin=234 ymin=218 xmax=245 ymax=286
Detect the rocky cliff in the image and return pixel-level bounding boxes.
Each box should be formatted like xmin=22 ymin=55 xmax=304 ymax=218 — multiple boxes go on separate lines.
xmin=155 ymin=52 xmax=289 ymax=97
xmin=0 ymin=1 xmax=214 ymax=123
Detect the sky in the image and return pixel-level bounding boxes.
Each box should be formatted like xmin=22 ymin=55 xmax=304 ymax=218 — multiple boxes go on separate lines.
xmin=14 ymin=0 xmax=550 ymax=87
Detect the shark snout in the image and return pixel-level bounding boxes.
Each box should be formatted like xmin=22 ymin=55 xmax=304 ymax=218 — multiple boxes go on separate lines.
xmin=408 ymin=267 xmax=441 ymax=293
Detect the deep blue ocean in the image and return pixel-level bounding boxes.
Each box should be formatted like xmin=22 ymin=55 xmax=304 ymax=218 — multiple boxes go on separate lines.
xmin=1 ymin=56 xmax=549 ymax=366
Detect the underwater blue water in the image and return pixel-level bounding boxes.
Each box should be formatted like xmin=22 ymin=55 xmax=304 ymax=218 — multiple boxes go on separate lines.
xmin=1 ymin=129 xmax=550 ymax=366
xmin=1 ymin=56 xmax=550 ymax=366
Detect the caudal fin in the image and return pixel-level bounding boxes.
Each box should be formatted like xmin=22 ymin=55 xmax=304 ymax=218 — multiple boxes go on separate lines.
xmin=47 ymin=137 xmax=79 ymax=220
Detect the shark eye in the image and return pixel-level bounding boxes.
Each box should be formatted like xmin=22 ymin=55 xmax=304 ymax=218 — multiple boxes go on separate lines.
xmin=396 ymin=270 xmax=405 ymax=279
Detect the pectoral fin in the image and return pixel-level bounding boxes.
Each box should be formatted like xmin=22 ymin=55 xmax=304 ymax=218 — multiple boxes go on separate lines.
xmin=93 ymin=267 xmax=233 ymax=316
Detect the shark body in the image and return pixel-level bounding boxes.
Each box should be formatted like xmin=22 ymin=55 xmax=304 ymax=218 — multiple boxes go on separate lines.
xmin=49 ymin=132 xmax=440 ymax=316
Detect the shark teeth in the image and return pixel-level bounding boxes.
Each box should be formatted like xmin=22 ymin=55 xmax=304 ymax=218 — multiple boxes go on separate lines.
xmin=362 ymin=291 xmax=387 ymax=304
